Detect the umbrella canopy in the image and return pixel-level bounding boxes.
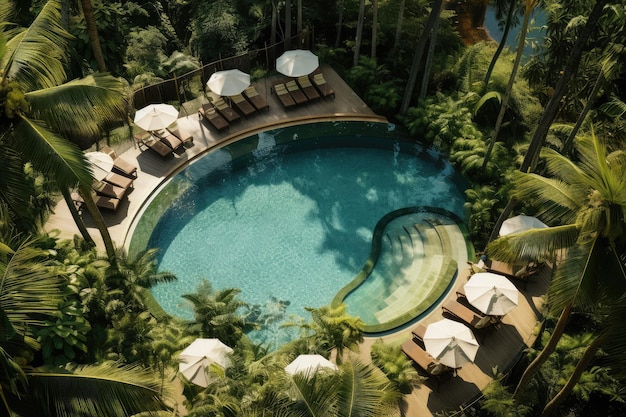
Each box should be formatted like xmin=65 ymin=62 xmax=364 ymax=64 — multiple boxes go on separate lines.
xmin=178 ymin=338 xmax=233 ymax=387
xmin=276 ymin=49 xmax=319 ymax=77
xmin=284 ymin=354 xmax=338 ymax=376
xmin=133 ymin=103 xmax=179 ymax=132
xmin=499 ymin=215 xmax=548 ymax=236
xmin=85 ymin=152 xmax=114 ymax=181
xmin=206 ymin=69 xmax=251 ymax=96
xmin=423 ymin=319 xmax=479 ymax=369
xmin=464 ymin=272 xmax=519 ymax=316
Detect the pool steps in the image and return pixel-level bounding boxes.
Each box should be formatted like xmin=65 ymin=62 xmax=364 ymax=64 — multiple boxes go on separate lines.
xmin=332 ymin=207 xmax=470 ymax=333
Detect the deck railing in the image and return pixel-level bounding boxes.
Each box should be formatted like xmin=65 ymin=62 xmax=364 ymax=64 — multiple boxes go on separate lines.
xmin=132 ymin=34 xmax=309 ymax=110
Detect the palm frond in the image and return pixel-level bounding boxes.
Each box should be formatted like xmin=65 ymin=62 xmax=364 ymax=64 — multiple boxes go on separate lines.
xmin=25 ymin=73 xmax=128 ymax=141
xmin=487 ymin=224 xmax=579 ymax=263
xmin=336 ymin=359 xmax=399 ymax=417
xmin=0 ymin=238 xmax=65 ymax=334
xmin=548 ymin=238 xmax=600 ymax=313
xmin=282 ymin=371 xmax=339 ymax=417
xmin=12 ymin=115 xmax=93 ymax=189
xmin=25 ymin=361 xmax=171 ymax=417
xmin=512 ymin=172 xmax=583 ymax=225
xmin=0 ymin=146 xmax=40 ymax=231
xmin=1 ymin=0 xmax=72 ymax=91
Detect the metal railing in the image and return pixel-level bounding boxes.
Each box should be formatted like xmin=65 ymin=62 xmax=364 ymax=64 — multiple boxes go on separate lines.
xmin=132 ymin=34 xmax=310 ymax=111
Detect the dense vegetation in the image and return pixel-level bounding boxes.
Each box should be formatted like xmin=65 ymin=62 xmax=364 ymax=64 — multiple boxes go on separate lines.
xmin=0 ymin=0 xmax=625 ymax=416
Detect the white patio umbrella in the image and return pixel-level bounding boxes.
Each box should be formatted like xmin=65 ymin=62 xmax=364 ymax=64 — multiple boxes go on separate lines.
xmin=499 ymin=214 xmax=548 ymax=236
xmin=133 ymin=103 xmax=179 ymax=132
xmin=276 ymin=49 xmax=319 ymax=77
xmin=178 ymin=338 xmax=233 ymax=387
xmin=423 ymin=319 xmax=479 ymax=369
xmin=284 ymin=354 xmax=338 ymax=376
xmin=85 ymin=151 xmax=114 ymax=181
xmin=206 ymin=69 xmax=251 ymax=96
xmin=464 ymin=272 xmax=519 ymax=316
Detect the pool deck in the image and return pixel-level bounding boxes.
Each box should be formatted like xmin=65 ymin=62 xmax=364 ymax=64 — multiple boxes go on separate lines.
xmin=43 ymin=65 xmax=547 ymax=417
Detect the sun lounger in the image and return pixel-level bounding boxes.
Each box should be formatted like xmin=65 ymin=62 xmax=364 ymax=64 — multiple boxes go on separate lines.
xmin=100 ymin=146 xmax=137 ymax=178
xmin=285 ymin=80 xmax=308 ymax=105
xmin=272 ymin=83 xmax=297 ymax=109
xmin=92 ymin=180 xmax=126 ymax=199
xmin=243 ymin=86 xmax=269 ymax=111
xmin=296 ymin=75 xmax=321 ymax=101
xmin=71 ymin=192 xmax=121 ymax=212
xmin=411 ymin=323 xmax=427 ymax=343
xmin=310 ymin=72 xmax=335 ymax=99
xmin=154 ymin=129 xmax=184 ymax=151
xmin=228 ymin=94 xmax=256 ymax=117
xmin=469 ymin=258 xmax=541 ymax=289
xmin=199 ymin=103 xmax=229 ymax=131
xmin=135 ymin=133 xmax=173 ymax=158
xmin=167 ymin=126 xmax=193 ymax=146
xmin=401 ymin=338 xmax=453 ymax=382
xmin=102 ymin=171 xmax=133 ymax=190
xmin=441 ymin=299 xmax=496 ymax=333
xmin=212 ymin=97 xmax=241 ymax=123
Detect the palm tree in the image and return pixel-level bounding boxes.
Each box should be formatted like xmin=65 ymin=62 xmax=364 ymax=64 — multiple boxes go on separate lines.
xmin=272 ymin=356 xmax=400 ymax=416
xmin=182 ymin=280 xmax=253 ymax=347
xmin=481 ymin=0 xmax=539 ymax=170
xmin=490 ymin=0 xmax=611 ymax=242
xmin=399 ymin=0 xmax=445 ymax=114
xmin=0 ymin=0 xmax=128 ymax=261
xmin=485 ymin=130 xmax=626 ymax=402
xmin=353 ymin=0 xmax=366 ymax=66
xmin=483 ymin=0 xmax=520 ymax=87
xmin=79 ymin=0 xmax=106 ymax=72
xmin=303 ymin=304 xmax=364 ymax=364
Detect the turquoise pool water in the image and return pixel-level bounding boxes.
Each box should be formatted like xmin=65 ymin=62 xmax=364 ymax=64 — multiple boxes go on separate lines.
xmin=138 ymin=122 xmax=467 ymax=347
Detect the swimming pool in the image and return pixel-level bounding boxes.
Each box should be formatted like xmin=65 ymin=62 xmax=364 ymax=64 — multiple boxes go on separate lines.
xmin=129 ymin=121 xmax=467 ymax=347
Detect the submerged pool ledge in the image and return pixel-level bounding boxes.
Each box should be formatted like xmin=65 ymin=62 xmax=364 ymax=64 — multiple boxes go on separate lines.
xmin=332 ymin=206 xmax=471 ymax=334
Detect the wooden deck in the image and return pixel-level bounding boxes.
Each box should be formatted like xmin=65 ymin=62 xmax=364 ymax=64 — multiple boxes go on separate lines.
xmin=44 ymin=65 xmax=385 ymax=248
xmin=43 ymin=65 xmax=548 ymax=417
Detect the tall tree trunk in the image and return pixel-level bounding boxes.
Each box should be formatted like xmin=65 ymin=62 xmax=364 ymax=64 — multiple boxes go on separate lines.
xmin=542 ymin=333 xmax=607 ymax=416
xmin=514 ymin=304 xmax=573 ymax=400
xmin=353 ymin=0 xmax=366 ymax=66
xmin=561 ymin=72 xmax=605 ymax=155
xmin=481 ymin=0 xmax=537 ymax=170
xmin=393 ymin=0 xmax=406 ymax=51
xmin=285 ymin=0 xmax=292 ymax=49
xmin=335 ymin=0 xmax=345 ymax=48
xmin=271 ymin=1 xmax=278 ymax=46
xmin=297 ymin=0 xmax=302 ymax=38
xmin=484 ymin=0 xmax=517 ymax=86
xmin=80 ymin=0 xmax=107 ymax=72
xmin=371 ymin=0 xmax=378 ymax=59
xmin=520 ymin=0 xmax=608 ymax=173
xmin=418 ymin=6 xmax=441 ymax=101
xmin=61 ymin=188 xmax=95 ymax=247
xmin=399 ymin=0 xmax=444 ymax=114
xmin=77 ymin=185 xmax=117 ymax=265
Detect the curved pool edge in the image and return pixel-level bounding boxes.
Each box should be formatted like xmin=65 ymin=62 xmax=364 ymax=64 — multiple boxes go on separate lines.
xmin=332 ymin=207 xmax=475 ymax=334
xmin=124 ymin=115 xmax=392 ymax=258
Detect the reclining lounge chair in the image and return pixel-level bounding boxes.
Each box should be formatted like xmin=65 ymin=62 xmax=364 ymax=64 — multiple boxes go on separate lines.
xmin=243 ymin=86 xmax=269 ymax=111
xmin=228 ymin=94 xmax=256 ymax=117
xmin=154 ymin=129 xmax=184 ymax=151
xmin=102 ymin=171 xmax=133 ymax=190
xmin=199 ymin=103 xmax=229 ymax=131
xmin=310 ymin=72 xmax=335 ymax=99
xmin=71 ymin=192 xmax=121 ymax=213
xmin=441 ymin=299 xmax=497 ymax=339
xmin=92 ymin=180 xmax=127 ymax=200
xmin=296 ymin=76 xmax=321 ymax=101
xmin=212 ymin=97 xmax=241 ymax=123
xmin=285 ymin=80 xmax=308 ymax=105
xmin=101 ymin=146 xmax=137 ymax=178
xmin=272 ymin=83 xmax=297 ymax=109
xmin=135 ymin=133 xmax=173 ymax=158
